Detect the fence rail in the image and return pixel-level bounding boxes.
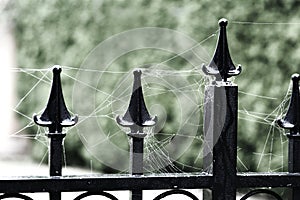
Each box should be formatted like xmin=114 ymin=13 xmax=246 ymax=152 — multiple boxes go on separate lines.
xmin=1 ymin=18 xmax=300 ymax=200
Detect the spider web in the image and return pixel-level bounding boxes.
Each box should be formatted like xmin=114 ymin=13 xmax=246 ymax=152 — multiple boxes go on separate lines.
xmin=1 ymin=24 xmax=295 ymax=177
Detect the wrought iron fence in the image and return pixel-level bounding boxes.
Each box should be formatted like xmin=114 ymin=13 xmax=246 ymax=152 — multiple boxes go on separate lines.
xmin=1 ymin=18 xmax=300 ymax=200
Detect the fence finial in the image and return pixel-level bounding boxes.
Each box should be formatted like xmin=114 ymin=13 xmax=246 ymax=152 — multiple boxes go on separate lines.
xmin=116 ymin=70 xmax=157 ymax=135
xmin=202 ymin=18 xmax=242 ymax=82
xmin=277 ymin=74 xmax=300 ymax=135
xmin=33 ymin=65 xmax=78 ymax=133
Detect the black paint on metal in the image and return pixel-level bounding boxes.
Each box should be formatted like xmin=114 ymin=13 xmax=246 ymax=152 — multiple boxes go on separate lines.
xmin=33 ymin=66 xmax=78 ymax=133
xmin=33 ymin=66 xmax=78 ymax=200
xmin=277 ymin=73 xmax=300 ymax=199
xmin=203 ymin=18 xmax=239 ymax=200
xmin=203 ymin=84 xmax=237 ymax=200
xmin=1 ymin=19 xmax=299 ymax=200
xmin=153 ymin=189 xmax=200 ymax=200
xmin=202 ymin=18 xmax=241 ymax=82
xmin=116 ymin=70 xmax=157 ymax=131
xmin=73 ymin=191 xmax=119 ymax=200
xmin=277 ymin=74 xmax=300 ymax=135
xmin=0 ymin=173 xmax=213 ymax=193
xmin=0 ymin=193 xmax=34 ymax=200
xmin=117 ymin=70 xmax=157 ymax=200
xmin=240 ymin=189 xmax=282 ymax=200
xmin=4 ymin=173 xmax=300 ymax=193
xmin=212 ymin=86 xmax=237 ymax=200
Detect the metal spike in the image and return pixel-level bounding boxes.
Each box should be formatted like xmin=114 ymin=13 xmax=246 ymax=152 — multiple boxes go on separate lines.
xmin=277 ymin=74 xmax=300 ymax=135
xmin=116 ymin=70 xmax=157 ymax=135
xmin=33 ymin=65 xmax=78 ymax=133
xmin=202 ymin=18 xmax=242 ymax=82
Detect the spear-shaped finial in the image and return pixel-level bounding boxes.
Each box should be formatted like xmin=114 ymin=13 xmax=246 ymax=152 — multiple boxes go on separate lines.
xmin=202 ymin=18 xmax=242 ymax=82
xmin=33 ymin=65 xmax=78 ymax=133
xmin=277 ymin=74 xmax=300 ymax=135
xmin=116 ymin=70 xmax=157 ymax=136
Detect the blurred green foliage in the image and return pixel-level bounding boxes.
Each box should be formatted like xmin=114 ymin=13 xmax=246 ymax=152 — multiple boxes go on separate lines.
xmin=5 ymin=0 xmax=300 ymax=183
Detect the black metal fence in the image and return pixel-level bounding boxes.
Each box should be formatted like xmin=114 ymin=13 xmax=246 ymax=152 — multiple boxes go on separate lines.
xmin=1 ymin=18 xmax=300 ymax=200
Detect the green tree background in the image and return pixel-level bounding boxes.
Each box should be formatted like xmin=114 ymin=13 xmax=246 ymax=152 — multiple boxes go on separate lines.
xmin=4 ymin=0 xmax=300 ymax=182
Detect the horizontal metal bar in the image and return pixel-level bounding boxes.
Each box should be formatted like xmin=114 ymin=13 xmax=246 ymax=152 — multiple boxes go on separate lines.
xmin=0 ymin=173 xmax=213 ymax=193
xmin=2 ymin=172 xmax=300 ymax=193
xmin=237 ymin=172 xmax=300 ymax=187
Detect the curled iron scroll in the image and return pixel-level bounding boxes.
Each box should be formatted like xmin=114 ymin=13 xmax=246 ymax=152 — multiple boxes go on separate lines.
xmin=240 ymin=189 xmax=283 ymax=200
xmin=153 ymin=189 xmax=199 ymax=200
xmin=0 ymin=193 xmax=34 ymax=200
xmin=74 ymin=191 xmax=119 ymax=200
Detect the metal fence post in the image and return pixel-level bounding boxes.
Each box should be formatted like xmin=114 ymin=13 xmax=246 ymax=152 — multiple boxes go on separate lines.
xmin=203 ymin=18 xmax=241 ymax=200
xmin=117 ymin=70 xmax=157 ymax=200
xmin=277 ymin=74 xmax=300 ymax=200
xmin=34 ymin=66 xmax=78 ymax=200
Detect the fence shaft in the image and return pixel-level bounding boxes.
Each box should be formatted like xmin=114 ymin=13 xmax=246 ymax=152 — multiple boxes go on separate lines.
xmin=203 ymin=86 xmax=215 ymax=200
xmin=276 ymin=74 xmax=300 ymax=199
xmin=48 ymin=134 xmax=64 ymax=200
xmin=204 ymin=85 xmax=237 ymax=200
xmin=49 ymin=135 xmax=64 ymax=176
xmin=203 ymin=85 xmax=215 ymax=173
xmin=49 ymin=134 xmax=64 ymax=200
xmin=33 ymin=66 xmax=77 ymax=200
xmin=49 ymin=192 xmax=61 ymax=200
xmin=289 ymin=137 xmax=300 ymax=199
xmin=130 ymin=137 xmax=144 ymax=175
xmin=214 ymin=85 xmax=237 ymax=200
xmin=130 ymin=136 xmax=144 ymax=200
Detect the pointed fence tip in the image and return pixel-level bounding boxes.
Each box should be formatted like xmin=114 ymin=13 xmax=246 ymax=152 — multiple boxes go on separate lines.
xmin=218 ymin=18 xmax=228 ymax=26
xmin=276 ymin=73 xmax=300 ymax=135
xmin=116 ymin=69 xmax=157 ymax=133
xmin=133 ymin=69 xmax=142 ymax=76
xmin=292 ymin=73 xmax=300 ymax=81
xmin=202 ymin=18 xmax=242 ymax=82
xmin=33 ymin=65 xmax=78 ymax=133
xmin=52 ymin=65 xmax=62 ymax=73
